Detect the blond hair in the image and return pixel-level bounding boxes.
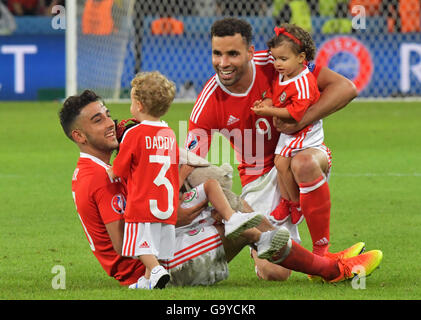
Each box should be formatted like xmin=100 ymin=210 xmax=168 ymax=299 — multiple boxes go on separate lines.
xmin=131 ymin=71 xmax=176 ymax=117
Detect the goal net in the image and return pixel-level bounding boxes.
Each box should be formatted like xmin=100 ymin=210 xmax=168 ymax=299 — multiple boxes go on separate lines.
xmin=67 ymin=0 xmax=135 ymax=99
xmin=67 ymin=0 xmax=421 ymax=100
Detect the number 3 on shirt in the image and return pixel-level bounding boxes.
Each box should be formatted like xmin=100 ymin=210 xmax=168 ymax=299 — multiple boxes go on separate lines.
xmin=149 ymin=155 xmax=174 ymax=220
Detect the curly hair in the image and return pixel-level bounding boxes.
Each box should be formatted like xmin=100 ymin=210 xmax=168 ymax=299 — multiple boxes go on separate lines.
xmin=59 ymin=90 xmax=102 ymax=141
xmin=211 ymin=17 xmax=253 ymax=46
xmin=267 ymin=23 xmax=316 ymax=61
xmin=131 ymin=71 xmax=176 ymax=118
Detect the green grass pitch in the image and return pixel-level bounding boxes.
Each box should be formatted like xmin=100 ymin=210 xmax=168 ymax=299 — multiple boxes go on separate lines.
xmin=1 ymin=100 xmax=420 ymax=300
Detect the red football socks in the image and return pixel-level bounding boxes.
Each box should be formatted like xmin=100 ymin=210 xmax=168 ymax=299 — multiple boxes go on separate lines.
xmin=280 ymin=240 xmax=340 ymax=280
xmin=299 ymin=175 xmax=331 ymax=256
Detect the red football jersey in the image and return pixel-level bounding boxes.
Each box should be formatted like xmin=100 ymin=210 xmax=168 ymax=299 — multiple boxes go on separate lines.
xmin=268 ymin=67 xmax=320 ymax=123
xmin=187 ymin=50 xmax=322 ymax=186
xmin=71 ymin=153 xmax=145 ymax=286
xmin=112 ymin=120 xmax=179 ymax=225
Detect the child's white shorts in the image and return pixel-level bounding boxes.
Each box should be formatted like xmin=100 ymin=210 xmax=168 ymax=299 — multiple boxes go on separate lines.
xmin=122 ymin=222 xmax=175 ymax=260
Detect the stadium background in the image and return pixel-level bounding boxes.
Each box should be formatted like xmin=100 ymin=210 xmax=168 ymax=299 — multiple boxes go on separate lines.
xmin=0 ymin=0 xmax=421 ymax=100
xmin=1 ymin=0 xmax=421 ymax=301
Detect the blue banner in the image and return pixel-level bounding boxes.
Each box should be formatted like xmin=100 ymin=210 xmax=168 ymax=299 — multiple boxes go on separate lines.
xmin=1 ymin=17 xmax=420 ymax=100
xmin=0 ymin=35 xmax=65 ymax=100
xmin=137 ymin=29 xmax=421 ymax=98
xmin=312 ymin=34 xmax=421 ymax=97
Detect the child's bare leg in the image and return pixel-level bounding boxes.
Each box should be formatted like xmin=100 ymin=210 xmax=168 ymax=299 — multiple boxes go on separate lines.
xmin=138 ymin=254 xmax=170 ymax=289
xmin=204 ymin=179 xmax=264 ymax=239
xmin=138 ymin=255 xmax=160 ymax=279
xmin=275 ymin=154 xmax=303 ymax=224
xmin=275 ymin=155 xmax=299 ymax=203
xmin=215 ymin=224 xmax=272 ymax=261
xmin=203 ymin=178 xmax=235 ymax=221
xmin=275 ymin=154 xmax=291 ymax=201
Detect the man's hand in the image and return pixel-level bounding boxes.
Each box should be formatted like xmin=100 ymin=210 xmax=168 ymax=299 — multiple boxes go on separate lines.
xmin=176 ymin=195 xmax=208 ymax=227
xmin=272 ymin=116 xmax=304 ymax=135
xmin=210 ymin=209 xmax=224 ymax=224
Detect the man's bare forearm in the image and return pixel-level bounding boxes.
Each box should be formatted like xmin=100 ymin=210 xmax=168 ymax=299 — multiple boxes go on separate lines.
xmin=302 ymin=74 xmax=357 ymax=125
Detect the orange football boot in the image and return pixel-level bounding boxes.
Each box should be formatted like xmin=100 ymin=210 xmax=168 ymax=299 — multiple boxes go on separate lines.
xmin=326 ymin=249 xmax=383 ymax=283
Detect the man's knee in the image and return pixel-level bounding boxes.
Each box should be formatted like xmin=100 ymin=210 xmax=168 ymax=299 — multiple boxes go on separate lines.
xmin=292 ymin=148 xmax=330 ymax=183
xmin=291 ymin=153 xmax=321 ymax=182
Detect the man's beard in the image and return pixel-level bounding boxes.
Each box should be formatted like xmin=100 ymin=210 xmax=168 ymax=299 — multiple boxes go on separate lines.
xmin=86 ymin=134 xmax=118 ymax=153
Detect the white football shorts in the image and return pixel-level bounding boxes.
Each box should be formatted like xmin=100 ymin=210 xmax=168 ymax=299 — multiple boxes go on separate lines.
xmin=163 ymin=207 xmax=229 ymax=286
xmin=122 ymin=222 xmax=175 ymax=260
xmin=241 ymin=166 xmax=301 ymax=243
